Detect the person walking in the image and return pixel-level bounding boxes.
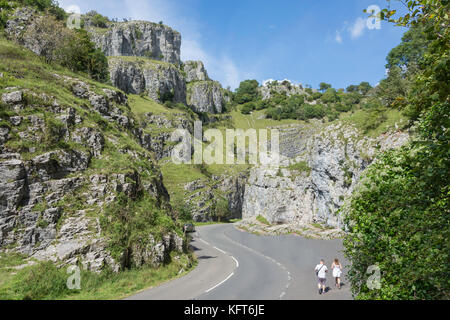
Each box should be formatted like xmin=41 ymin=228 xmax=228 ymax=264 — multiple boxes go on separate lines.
xmin=331 ymin=258 xmax=343 ymax=289
xmin=314 ymin=259 xmax=328 ymax=295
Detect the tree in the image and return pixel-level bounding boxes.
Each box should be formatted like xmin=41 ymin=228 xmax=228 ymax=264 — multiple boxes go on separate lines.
xmin=215 ymin=198 xmax=231 ymax=222
xmin=319 ymin=82 xmax=332 ymax=92
xmin=234 ymin=80 xmax=260 ymax=104
xmin=320 ymin=88 xmax=339 ymax=103
xmin=386 ymin=24 xmax=430 ymax=70
xmin=357 ymin=82 xmax=372 ymax=95
xmin=346 ymin=85 xmax=359 ymax=93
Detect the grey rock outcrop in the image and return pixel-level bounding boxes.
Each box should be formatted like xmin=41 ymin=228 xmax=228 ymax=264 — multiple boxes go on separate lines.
xmin=187 ymin=81 xmax=225 ymax=114
xmin=0 ymin=73 xmax=185 ymax=272
xmin=259 ymin=81 xmax=305 ymax=100
xmin=242 ymin=123 xmax=410 ymax=229
xmin=183 ymin=61 xmax=209 ymax=82
xmin=108 ymin=57 xmax=186 ymax=104
xmin=88 ymin=21 xmax=181 ymax=65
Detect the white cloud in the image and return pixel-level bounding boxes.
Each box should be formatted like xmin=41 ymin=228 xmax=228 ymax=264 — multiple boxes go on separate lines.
xmin=335 ymin=30 xmax=343 ymax=44
xmin=349 ymin=17 xmax=367 ymax=39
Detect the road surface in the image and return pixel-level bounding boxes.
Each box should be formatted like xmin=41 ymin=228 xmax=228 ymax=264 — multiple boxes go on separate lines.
xmin=127 ymin=224 xmax=352 ymax=300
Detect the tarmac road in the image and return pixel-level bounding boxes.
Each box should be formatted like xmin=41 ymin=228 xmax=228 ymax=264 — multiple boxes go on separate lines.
xmin=126 ymin=224 xmax=352 ymax=300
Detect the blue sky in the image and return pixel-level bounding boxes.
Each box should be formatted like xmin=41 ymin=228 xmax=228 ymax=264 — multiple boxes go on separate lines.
xmin=59 ymin=0 xmax=408 ymax=90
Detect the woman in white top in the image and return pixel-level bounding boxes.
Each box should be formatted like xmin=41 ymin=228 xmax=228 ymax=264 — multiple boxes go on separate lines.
xmin=331 ymin=258 xmax=343 ymax=289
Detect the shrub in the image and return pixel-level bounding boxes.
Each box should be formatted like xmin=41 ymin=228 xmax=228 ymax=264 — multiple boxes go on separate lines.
xmin=321 ymin=88 xmax=339 ymax=103
xmin=241 ymin=102 xmax=256 ymax=114
xmin=12 ymin=261 xmax=71 ymax=300
xmin=100 ymin=193 xmax=178 ymax=268
xmin=23 ymin=15 xmax=109 ymax=82
xmin=234 ymin=80 xmax=259 ymax=104
xmin=90 ymin=13 xmax=109 ymax=28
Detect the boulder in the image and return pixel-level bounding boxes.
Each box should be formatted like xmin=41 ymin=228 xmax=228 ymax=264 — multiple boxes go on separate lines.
xmin=2 ymin=91 xmax=23 ymax=104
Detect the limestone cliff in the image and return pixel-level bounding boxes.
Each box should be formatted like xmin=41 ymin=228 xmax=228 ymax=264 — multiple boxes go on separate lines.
xmin=0 ymin=68 xmax=185 ymax=271
xmin=108 ymin=56 xmax=187 ymax=104
xmin=241 ymin=123 xmax=410 ymax=229
xmin=183 ymin=61 xmax=209 ymax=82
xmin=88 ymin=21 xmax=181 ymax=65
xmin=187 ymin=81 xmax=225 ymax=114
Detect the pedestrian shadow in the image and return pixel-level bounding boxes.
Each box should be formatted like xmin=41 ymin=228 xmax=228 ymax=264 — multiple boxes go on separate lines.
xmin=197 ymin=255 xmax=217 ymax=260
xmin=325 ymin=282 xmax=346 ymax=293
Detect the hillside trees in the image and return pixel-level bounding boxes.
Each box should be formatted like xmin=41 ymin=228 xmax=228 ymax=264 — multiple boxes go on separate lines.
xmin=234 ymin=79 xmax=260 ymax=104
xmin=22 ymin=14 xmax=109 ymax=82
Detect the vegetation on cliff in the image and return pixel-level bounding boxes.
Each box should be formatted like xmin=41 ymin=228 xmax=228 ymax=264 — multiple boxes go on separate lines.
xmin=343 ymin=0 xmax=449 ymax=300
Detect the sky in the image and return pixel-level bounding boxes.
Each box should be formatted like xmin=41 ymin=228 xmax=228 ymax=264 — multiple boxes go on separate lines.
xmin=58 ymin=0 xmax=408 ymax=90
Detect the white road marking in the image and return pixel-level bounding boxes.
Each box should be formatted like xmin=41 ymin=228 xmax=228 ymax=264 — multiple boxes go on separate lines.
xmin=223 ymin=229 xmax=293 ymax=300
xmin=198 ymin=238 xmax=210 ymax=246
xmin=231 ymin=255 xmax=239 ymax=268
xmin=213 ymin=246 xmax=227 ymax=254
xmin=205 ymin=272 xmax=234 ymax=293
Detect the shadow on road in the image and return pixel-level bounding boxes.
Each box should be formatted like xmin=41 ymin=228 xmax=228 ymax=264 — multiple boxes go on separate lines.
xmin=197 ymin=255 xmax=218 ymax=260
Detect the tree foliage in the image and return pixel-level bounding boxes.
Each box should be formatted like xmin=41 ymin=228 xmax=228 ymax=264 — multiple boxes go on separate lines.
xmin=344 ymin=0 xmax=450 ymax=300
xmin=23 ymin=15 xmax=109 ymax=82
xmin=234 ymin=80 xmax=260 ymax=104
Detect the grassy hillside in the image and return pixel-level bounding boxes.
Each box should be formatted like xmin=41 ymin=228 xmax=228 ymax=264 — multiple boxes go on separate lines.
xmin=0 ymin=36 xmax=196 ymax=299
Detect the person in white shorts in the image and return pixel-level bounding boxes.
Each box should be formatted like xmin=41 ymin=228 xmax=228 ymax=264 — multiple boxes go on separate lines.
xmin=331 ymin=258 xmax=343 ymax=289
xmin=314 ymin=259 xmax=328 ymax=295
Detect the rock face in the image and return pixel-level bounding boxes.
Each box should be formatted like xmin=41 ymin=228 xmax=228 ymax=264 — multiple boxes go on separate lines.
xmin=0 ymin=76 xmax=185 ymax=272
xmin=187 ymin=81 xmax=225 ymax=114
xmin=108 ymin=57 xmax=186 ymax=104
xmin=241 ymin=123 xmax=410 ymax=228
xmin=88 ymin=21 xmax=181 ymax=65
xmin=184 ymin=61 xmax=209 ymax=82
xmin=259 ymin=81 xmax=305 ymax=100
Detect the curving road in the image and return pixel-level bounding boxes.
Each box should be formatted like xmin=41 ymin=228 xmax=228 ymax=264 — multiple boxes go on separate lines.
xmin=127 ymin=224 xmax=352 ymax=300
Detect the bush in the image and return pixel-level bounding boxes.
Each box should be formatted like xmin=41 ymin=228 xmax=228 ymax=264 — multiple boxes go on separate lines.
xmin=90 ymin=13 xmax=109 ymax=28
xmin=343 ymin=145 xmax=449 ymax=299
xmin=241 ymin=102 xmax=256 ymax=114
xmin=23 ymin=15 xmax=109 ymax=82
xmin=234 ymin=80 xmax=259 ymax=104
xmin=11 ymin=261 xmax=71 ymax=300
xmin=100 ymin=193 xmax=178 ymax=268
xmin=321 ymin=88 xmax=339 ymax=103
xmin=159 ymin=89 xmax=174 ymax=103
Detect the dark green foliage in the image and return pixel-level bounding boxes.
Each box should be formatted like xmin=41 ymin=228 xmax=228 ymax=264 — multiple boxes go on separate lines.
xmin=344 ymin=0 xmax=450 ymax=300
xmin=343 ymin=144 xmax=449 ymax=299
xmin=214 ymin=197 xmax=231 ymax=222
xmin=320 ymin=88 xmax=339 ymax=104
xmin=57 ymin=29 xmax=109 ymax=82
xmin=319 ymin=82 xmax=331 ymax=92
xmin=89 ymin=11 xmax=109 ymax=28
xmin=0 ymin=0 xmax=11 ymax=29
xmin=159 ymin=89 xmax=174 ymax=103
xmin=172 ymin=200 xmax=193 ymax=222
xmin=9 ymin=0 xmax=66 ymax=20
xmin=234 ymin=79 xmax=259 ymax=104
xmin=386 ymin=25 xmax=430 ymax=70
xmin=241 ymin=101 xmax=256 ymax=114
xmin=11 ymin=261 xmax=72 ymax=300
